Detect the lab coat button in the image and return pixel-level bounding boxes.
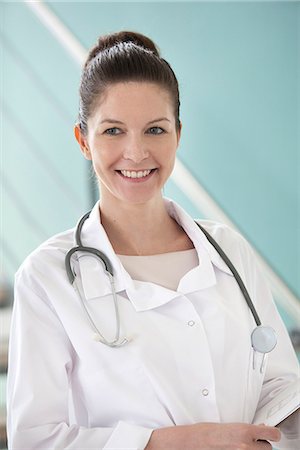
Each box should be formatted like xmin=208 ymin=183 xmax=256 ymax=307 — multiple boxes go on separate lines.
xmin=202 ymin=389 xmax=209 ymax=396
xmin=188 ymin=320 xmax=195 ymax=326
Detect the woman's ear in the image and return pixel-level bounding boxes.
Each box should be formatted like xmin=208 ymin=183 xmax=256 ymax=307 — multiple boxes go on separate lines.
xmin=176 ymin=121 xmax=182 ymax=146
xmin=74 ymin=124 xmax=92 ymax=160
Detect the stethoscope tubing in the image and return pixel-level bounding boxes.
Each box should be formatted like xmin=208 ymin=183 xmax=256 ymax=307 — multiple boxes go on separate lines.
xmin=65 ymin=210 xmax=277 ymax=353
xmin=196 ymin=223 xmax=261 ymax=327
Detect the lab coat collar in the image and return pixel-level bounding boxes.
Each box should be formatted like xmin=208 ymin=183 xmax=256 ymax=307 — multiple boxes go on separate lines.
xmin=76 ymin=199 xmax=233 ymax=312
xmin=164 ymin=199 xmax=233 ymax=277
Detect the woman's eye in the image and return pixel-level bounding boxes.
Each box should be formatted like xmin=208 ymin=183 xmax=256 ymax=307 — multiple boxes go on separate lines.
xmin=147 ymin=127 xmax=165 ymax=135
xmin=104 ymin=127 xmax=122 ymax=135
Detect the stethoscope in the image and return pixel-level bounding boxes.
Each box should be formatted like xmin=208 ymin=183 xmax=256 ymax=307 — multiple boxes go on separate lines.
xmin=65 ymin=210 xmax=277 ymax=369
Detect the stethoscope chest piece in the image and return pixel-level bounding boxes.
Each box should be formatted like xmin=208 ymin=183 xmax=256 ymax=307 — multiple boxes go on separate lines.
xmin=251 ymin=325 xmax=277 ymax=354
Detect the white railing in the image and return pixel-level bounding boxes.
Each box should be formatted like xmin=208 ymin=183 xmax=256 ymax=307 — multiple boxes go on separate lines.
xmin=24 ymin=0 xmax=300 ymax=323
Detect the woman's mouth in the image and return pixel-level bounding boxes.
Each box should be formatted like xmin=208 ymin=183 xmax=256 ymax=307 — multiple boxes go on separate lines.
xmin=116 ymin=168 xmax=157 ymax=181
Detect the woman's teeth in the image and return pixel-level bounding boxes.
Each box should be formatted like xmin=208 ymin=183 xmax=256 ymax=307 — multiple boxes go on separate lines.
xmin=120 ymin=169 xmax=152 ymax=179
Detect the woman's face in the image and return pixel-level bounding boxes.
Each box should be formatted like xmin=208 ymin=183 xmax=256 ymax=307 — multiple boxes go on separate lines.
xmin=75 ymin=81 xmax=181 ymax=207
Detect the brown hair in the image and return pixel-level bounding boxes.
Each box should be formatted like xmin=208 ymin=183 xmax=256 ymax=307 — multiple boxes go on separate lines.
xmin=78 ymin=31 xmax=180 ymax=134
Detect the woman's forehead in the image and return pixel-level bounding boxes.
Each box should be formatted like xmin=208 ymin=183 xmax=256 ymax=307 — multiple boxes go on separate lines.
xmin=100 ymin=81 xmax=171 ymax=104
xmin=90 ymin=82 xmax=174 ymax=124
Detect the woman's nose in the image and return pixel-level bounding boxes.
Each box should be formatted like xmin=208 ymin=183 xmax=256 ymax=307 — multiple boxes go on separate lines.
xmin=122 ymin=135 xmax=149 ymax=163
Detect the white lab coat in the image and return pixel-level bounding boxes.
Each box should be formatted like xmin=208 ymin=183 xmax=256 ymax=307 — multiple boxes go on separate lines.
xmin=7 ymin=198 xmax=299 ymax=449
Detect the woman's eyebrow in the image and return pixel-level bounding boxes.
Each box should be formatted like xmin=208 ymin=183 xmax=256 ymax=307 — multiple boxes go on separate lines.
xmin=147 ymin=117 xmax=171 ymax=124
xmin=99 ymin=119 xmax=124 ymax=124
xmin=99 ymin=117 xmax=171 ymax=125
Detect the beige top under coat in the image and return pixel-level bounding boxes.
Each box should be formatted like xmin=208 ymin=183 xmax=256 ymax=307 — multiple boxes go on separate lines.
xmin=117 ymin=249 xmax=199 ymax=291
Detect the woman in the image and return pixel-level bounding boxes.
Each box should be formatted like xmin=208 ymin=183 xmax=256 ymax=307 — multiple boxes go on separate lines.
xmin=7 ymin=31 xmax=299 ymax=449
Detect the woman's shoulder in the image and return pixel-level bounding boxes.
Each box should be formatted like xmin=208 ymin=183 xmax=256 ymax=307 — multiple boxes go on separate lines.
xmin=15 ymin=227 xmax=75 ymax=284
xmin=195 ymin=219 xmax=248 ymax=246
xmin=194 ymin=219 xmax=257 ymax=269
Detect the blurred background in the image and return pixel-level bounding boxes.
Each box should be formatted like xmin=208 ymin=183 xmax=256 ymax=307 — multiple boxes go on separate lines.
xmin=0 ymin=0 xmax=299 ymax=448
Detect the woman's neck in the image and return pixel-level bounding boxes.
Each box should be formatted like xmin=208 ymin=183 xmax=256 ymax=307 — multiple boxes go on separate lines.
xmin=99 ymin=195 xmax=193 ymax=256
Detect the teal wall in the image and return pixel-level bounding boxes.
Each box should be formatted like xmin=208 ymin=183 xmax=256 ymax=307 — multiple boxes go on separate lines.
xmin=1 ymin=1 xmax=299 ymax=305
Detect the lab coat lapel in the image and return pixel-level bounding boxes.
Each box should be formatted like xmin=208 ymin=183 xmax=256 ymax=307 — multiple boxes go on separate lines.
xmin=165 ymin=199 xmax=234 ymax=278
xmin=177 ymin=251 xmax=216 ymax=294
xmin=124 ymin=279 xmax=181 ymax=312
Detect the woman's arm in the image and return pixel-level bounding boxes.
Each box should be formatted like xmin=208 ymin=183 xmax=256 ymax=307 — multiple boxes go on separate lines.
xmin=7 ymin=275 xmax=153 ymax=449
xmin=145 ymin=422 xmax=281 ymax=449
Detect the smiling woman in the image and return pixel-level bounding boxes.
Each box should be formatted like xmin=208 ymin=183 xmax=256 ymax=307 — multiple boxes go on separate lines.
xmin=6 ymin=30 xmax=299 ymax=450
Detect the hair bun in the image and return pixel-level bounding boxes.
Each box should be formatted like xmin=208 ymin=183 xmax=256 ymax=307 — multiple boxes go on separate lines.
xmin=86 ymin=31 xmax=160 ymax=67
